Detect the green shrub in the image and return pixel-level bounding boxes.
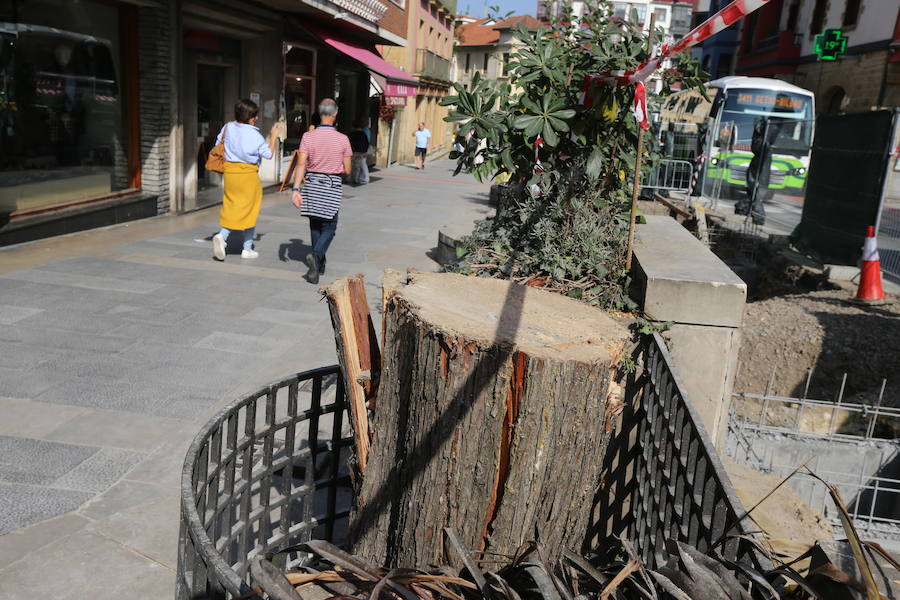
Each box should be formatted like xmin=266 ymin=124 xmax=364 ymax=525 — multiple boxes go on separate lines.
xmin=444 ymin=1 xmax=705 ymax=309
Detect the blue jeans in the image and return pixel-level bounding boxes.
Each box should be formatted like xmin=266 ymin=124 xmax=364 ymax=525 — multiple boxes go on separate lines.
xmin=309 ymin=214 xmax=338 ymax=266
xmin=218 ymin=227 xmax=255 ymax=251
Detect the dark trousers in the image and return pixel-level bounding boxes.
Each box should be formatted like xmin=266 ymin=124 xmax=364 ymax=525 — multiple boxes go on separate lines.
xmin=309 ymin=214 xmax=338 ymax=266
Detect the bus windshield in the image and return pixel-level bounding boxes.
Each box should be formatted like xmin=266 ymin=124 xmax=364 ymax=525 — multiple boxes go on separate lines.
xmin=719 ymin=88 xmax=814 ymax=154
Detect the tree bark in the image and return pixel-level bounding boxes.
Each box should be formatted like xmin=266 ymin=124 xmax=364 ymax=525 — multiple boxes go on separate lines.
xmin=346 ymin=270 xmax=629 ymax=568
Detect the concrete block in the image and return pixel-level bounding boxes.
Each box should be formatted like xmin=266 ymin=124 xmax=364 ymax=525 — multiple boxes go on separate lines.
xmin=662 ymin=324 xmax=741 ymax=445
xmin=632 ymin=215 xmax=747 ymax=327
xmin=825 ymin=264 xmax=860 ymax=282
xmin=52 ymin=447 xmax=146 ymax=493
xmin=0 ymin=483 xmax=93 ymax=535
xmin=0 ymin=436 xmax=98 ymax=486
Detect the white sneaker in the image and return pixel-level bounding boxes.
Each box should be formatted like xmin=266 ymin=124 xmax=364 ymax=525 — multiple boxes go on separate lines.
xmin=241 ymin=249 xmax=259 ymax=259
xmin=212 ymin=234 xmax=226 ymax=261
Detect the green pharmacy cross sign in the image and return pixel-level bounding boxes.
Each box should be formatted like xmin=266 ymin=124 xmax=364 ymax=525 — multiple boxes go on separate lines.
xmin=815 ymin=29 xmax=848 ymax=61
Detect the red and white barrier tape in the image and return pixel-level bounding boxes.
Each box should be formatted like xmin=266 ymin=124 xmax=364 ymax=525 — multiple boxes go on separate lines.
xmin=533 ymin=136 xmax=545 ymax=173
xmin=580 ymin=0 xmax=772 ymax=130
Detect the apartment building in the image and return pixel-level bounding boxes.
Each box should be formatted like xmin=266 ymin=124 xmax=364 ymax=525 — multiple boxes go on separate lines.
xmin=733 ymin=0 xmax=900 ymax=114
xmin=379 ymin=0 xmax=456 ymax=166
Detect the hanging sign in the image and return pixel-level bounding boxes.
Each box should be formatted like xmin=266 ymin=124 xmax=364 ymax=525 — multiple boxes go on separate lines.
xmin=814 ymin=29 xmax=848 ymax=61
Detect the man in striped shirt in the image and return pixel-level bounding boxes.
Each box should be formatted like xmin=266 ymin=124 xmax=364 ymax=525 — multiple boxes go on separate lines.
xmin=291 ymin=98 xmax=352 ymax=284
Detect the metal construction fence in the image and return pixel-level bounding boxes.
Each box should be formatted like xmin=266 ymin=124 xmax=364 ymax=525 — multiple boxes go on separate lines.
xmin=591 ymin=333 xmax=769 ymax=571
xmin=178 ymin=336 xmax=768 ymax=598
xmin=727 ymin=388 xmax=900 ymax=537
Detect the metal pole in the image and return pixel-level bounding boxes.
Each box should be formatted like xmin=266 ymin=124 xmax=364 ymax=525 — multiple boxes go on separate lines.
xmin=625 ymin=13 xmax=656 ymax=272
xmin=387 ymin=113 xmax=396 ymax=167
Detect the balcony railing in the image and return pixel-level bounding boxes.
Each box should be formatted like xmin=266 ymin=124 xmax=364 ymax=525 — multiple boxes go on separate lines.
xmin=416 ymin=49 xmax=451 ymax=82
xmin=332 ymin=0 xmax=387 ymax=23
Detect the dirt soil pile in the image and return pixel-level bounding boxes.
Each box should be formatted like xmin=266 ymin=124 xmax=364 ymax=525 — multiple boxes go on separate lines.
xmin=736 ymin=286 xmax=900 ymax=403
xmin=725 ymin=459 xmax=833 ymax=560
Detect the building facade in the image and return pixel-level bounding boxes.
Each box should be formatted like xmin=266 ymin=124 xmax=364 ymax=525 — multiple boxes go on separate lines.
xmin=693 ymin=0 xmax=740 ymax=79
xmin=0 ymin=0 xmax=410 ymax=246
xmin=734 ymin=0 xmax=900 ymax=115
xmin=378 ymin=0 xmax=455 ymax=166
xmin=454 ymin=15 xmax=542 ymax=90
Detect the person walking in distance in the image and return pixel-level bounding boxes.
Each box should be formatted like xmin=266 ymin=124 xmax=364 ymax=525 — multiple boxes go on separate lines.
xmin=212 ymin=99 xmax=280 ymax=261
xmin=348 ymin=119 xmax=370 ymax=185
xmin=413 ymin=122 xmax=431 ymax=170
xmin=291 ymin=98 xmax=352 ymax=284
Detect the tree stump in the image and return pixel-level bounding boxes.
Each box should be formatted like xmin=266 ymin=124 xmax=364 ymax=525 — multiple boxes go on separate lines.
xmin=348 ymin=270 xmax=630 ymax=568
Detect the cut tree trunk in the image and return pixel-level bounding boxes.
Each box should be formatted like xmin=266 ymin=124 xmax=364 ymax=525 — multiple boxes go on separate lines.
xmin=346 ymin=270 xmax=630 ymax=568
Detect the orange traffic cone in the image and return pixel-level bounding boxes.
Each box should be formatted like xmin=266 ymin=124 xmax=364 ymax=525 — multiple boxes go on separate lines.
xmin=852 ymin=226 xmax=886 ymax=304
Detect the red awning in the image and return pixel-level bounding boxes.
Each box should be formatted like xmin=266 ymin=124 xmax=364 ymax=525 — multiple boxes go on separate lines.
xmin=306 ymin=24 xmax=418 ymax=89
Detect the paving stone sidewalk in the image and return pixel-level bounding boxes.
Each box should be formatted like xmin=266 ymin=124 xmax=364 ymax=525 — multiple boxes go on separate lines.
xmin=0 ymin=160 xmax=490 ymax=599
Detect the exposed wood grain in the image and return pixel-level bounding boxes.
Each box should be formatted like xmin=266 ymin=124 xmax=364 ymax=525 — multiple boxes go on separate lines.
xmin=350 ymin=271 xmax=630 ymax=569
xmin=323 ymin=275 xmax=371 ymax=470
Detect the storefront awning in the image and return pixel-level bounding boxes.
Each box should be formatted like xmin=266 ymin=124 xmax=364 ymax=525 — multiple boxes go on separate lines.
xmin=306 ymin=24 xmax=418 ymax=94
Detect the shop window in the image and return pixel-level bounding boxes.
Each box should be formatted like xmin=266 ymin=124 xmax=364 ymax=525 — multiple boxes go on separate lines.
xmin=0 ymin=0 xmax=137 ymax=216
xmin=810 ymin=0 xmax=827 ymax=35
xmin=283 ymin=43 xmax=316 ymax=152
xmin=843 ymin=0 xmax=861 ymax=27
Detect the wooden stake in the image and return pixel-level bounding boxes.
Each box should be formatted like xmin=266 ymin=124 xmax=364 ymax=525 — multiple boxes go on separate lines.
xmin=624 ymin=13 xmax=656 ymax=272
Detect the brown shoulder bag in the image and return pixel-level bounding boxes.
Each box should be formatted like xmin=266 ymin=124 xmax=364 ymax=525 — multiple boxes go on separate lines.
xmin=205 ymin=123 xmax=228 ymax=173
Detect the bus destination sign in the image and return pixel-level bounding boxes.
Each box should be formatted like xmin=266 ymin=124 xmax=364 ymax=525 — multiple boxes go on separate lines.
xmin=735 ymin=93 xmax=804 ymax=111
xmin=814 ymin=29 xmax=848 ymax=61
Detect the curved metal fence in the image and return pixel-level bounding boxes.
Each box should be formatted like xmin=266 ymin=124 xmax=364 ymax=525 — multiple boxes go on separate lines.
xmin=176 ymin=366 xmax=352 ymax=600
xmin=178 ymin=337 xmax=768 ymax=599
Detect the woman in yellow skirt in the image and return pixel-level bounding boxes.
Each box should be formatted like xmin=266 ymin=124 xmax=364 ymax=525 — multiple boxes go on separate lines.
xmin=212 ymin=99 xmax=279 ymax=261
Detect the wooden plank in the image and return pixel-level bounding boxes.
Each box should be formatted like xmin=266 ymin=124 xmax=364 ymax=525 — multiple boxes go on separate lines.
xmin=347 ymin=275 xmax=381 ymax=405
xmin=653 ymin=192 xmax=691 ymax=219
xmin=323 ymin=277 xmax=371 ymax=470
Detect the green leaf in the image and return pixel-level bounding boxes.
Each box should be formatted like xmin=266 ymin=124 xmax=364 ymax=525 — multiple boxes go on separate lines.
xmin=586 ymin=147 xmax=603 ymax=181
xmin=524 ymin=117 xmax=544 ymax=139
xmin=542 ymin=123 xmax=559 ymax=147
xmin=513 ymin=114 xmax=540 ymax=130
xmin=550 ymin=109 xmax=576 ymax=120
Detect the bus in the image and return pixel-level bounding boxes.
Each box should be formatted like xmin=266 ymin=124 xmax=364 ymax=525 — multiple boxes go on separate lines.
xmin=658 ymin=76 xmax=815 ymax=198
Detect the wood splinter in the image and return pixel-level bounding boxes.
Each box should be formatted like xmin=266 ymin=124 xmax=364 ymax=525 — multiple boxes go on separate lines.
xmin=322 ymin=274 xmax=382 ymax=471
